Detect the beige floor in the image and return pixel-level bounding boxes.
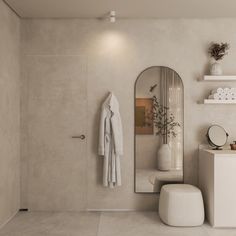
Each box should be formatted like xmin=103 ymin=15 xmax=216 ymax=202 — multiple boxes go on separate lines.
xmin=1 ymin=212 xmax=236 ymax=236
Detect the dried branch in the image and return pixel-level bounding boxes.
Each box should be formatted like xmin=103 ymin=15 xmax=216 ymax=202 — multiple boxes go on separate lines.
xmin=151 ymin=95 xmax=180 ymax=140
xmin=208 ymin=42 xmax=230 ymax=61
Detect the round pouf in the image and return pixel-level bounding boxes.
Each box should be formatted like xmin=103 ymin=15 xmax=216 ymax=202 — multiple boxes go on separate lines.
xmin=159 ymin=184 xmax=204 ymax=227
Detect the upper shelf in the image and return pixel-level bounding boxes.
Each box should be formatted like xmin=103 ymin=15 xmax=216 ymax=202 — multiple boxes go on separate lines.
xmin=203 ymin=99 xmax=236 ymax=104
xmin=204 ymin=75 xmax=236 ymax=81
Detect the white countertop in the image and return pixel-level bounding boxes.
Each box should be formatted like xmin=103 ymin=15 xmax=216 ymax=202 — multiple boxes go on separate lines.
xmin=200 ymin=149 xmax=236 ymax=155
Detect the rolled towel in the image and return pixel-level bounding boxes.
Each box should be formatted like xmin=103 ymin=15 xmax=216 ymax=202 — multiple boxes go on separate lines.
xmin=230 ymin=88 xmax=236 ymax=94
xmin=231 ymin=92 xmax=236 ymax=99
xmin=209 ymin=93 xmax=220 ymax=100
xmin=230 ymin=91 xmax=236 ymax=97
xmin=226 ymin=93 xmax=233 ymax=100
xmin=211 ymin=88 xmax=223 ymax=94
xmin=224 ymin=87 xmax=230 ymax=94
xmin=219 ymin=93 xmax=226 ymax=100
xmin=209 ymin=93 xmax=226 ymax=100
xmin=211 ymin=88 xmax=224 ymax=94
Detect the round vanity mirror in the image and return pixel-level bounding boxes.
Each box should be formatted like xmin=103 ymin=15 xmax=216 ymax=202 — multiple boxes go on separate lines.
xmin=206 ymin=125 xmax=228 ymax=150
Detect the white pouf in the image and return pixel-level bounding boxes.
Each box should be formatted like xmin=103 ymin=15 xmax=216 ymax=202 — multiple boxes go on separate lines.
xmin=159 ymin=184 xmax=204 ymax=227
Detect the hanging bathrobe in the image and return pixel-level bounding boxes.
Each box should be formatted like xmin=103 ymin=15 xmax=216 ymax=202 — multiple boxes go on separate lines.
xmin=98 ymin=92 xmax=123 ymax=188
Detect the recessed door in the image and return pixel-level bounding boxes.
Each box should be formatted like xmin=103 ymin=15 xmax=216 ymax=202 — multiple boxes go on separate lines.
xmin=25 ymin=56 xmax=87 ymax=210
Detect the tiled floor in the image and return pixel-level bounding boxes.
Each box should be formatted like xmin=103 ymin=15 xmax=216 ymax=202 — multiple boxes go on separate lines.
xmin=1 ymin=212 xmax=236 ymax=236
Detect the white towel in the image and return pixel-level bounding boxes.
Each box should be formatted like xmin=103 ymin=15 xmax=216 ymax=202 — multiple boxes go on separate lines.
xmin=209 ymin=87 xmax=236 ymax=100
xmin=226 ymin=93 xmax=232 ymax=100
xmin=231 ymin=92 xmax=236 ymax=99
xmin=211 ymin=88 xmax=223 ymax=94
xmin=209 ymin=93 xmax=226 ymax=100
xmin=219 ymin=93 xmax=226 ymax=100
xmin=223 ymin=87 xmax=230 ymax=94
xmin=230 ymin=87 xmax=236 ymax=93
xmin=208 ymin=93 xmax=220 ymax=100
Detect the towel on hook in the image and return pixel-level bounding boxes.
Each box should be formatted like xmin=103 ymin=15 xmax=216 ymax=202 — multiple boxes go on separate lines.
xmin=98 ymin=92 xmax=123 ymax=188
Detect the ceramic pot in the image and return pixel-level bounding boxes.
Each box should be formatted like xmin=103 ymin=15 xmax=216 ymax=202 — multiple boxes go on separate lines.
xmin=210 ymin=61 xmax=222 ymax=75
xmin=157 ymin=143 xmax=171 ymax=171
xmin=230 ymin=141 xmax=236 ymax=150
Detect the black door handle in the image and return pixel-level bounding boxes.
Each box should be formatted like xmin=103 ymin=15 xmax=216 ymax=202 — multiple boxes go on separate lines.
xmin=71 ymin=135 xmax=86 ymax=140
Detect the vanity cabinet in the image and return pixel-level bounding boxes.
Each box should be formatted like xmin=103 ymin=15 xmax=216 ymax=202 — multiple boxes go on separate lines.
xmin=199 ymin=149 xmax=236 ymax=227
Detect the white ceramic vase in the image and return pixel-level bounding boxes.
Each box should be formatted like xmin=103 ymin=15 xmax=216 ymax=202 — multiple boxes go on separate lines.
xmin=157 ymin=143 xmax=171 ymax=171
xmin=210 ymin=61 xmax=222 ymax=75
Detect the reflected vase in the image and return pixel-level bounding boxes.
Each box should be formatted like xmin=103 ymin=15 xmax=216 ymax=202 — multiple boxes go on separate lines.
xmin=157 ymin=144 xmax=171 ymax=171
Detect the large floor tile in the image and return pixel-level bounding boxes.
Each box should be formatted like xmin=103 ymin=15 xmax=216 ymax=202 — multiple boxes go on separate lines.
xmin=0 ymin=212 xmax=55 ymax=236
xmin=157 ymin=223 xmax=209 ymax=236
xmin=2 ymin=211 xmax=236 ymax=236
xmin=98 ymin=212 xmax=211 ymax=236
xmin=0 ymin=212 xmax=101 ymax=236
xmin=44 ymin=212 xmax=101 ymax=236
xmin=97 ymin=212 xmax=162 ymax=236
xmin=203 ymin=223 xmax=236 ymax=236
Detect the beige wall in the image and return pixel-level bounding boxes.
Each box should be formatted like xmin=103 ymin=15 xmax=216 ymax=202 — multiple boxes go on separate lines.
xmin=0 ymin=0 xmax=20 ymax=226
xmin=21 ymin=18 xmax=236 ymax=210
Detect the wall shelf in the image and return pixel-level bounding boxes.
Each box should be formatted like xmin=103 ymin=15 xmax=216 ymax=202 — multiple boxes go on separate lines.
xmin=197 ymin=76 xmax=236 ymax=104
xmin=204 ymin=99 xmax=236 ymax=104
xmin=204 ymin=75 xmax=236 ymax=81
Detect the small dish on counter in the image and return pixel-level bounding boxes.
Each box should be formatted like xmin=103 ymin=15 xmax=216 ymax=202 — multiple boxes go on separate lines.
xmin=230 ymin=141 xmax=236 ymax=150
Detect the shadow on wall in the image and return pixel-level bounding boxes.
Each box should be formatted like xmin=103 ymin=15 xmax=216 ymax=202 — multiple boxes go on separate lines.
xmin=193 ymin=61 xmax=211 ymax=82
xmin=193 ymin=42 xmax=212 ymax=81
xmin=196 ymin=124 xmax=212 ymax=144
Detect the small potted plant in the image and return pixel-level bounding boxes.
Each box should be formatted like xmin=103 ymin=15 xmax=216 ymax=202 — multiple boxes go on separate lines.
xmin=152 ymin=95 xmax=180 ymax=171
xmin=208 ymin=42 xmax=230 ymax=75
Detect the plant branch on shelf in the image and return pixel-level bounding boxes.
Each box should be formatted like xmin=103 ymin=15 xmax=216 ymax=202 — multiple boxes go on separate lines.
xmin=208 ymin=42 xmax=230 ymax=61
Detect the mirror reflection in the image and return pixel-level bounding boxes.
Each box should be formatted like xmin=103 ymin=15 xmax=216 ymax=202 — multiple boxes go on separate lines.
xmin=135 ymin=66 xmax=184 ymax=193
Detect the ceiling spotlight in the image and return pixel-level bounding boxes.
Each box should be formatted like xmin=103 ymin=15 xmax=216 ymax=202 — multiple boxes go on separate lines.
xmin=110 ymin=11 xmax=116 ymax=23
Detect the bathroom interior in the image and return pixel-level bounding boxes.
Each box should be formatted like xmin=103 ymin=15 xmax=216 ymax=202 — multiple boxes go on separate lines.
xmin=1 ymin=0 xmax=236 ymax=235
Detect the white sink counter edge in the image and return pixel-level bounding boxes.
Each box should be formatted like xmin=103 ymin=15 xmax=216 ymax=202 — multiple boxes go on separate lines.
xmin=200 ymin=149 xmax=236 ymax=156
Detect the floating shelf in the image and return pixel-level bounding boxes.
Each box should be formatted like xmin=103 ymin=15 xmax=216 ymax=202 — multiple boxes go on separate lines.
xmin=204 ymin=75 xmax=236 ymax=81
xmin=204 ymin=99 xmax=236 ymax=104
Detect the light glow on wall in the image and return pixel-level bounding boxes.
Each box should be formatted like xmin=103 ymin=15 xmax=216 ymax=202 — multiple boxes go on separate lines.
xmin=100 ymin=31 xmax=127 ymax=55
xmin=88 ymin=28 xmax=137 ymax=61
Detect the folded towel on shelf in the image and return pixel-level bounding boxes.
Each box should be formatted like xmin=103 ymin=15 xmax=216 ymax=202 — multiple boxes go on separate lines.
xmin=208 ymin=87 xmax=236 ymax=100
xmin=208 ymin=93 xmax=225 ymax=100
xmin=231 ymin=93 xmax=236 ymax=99
xmin=211 ymin=88 xmax=224 ymax=94
xmin=230 ymin=88 xmax=236 ymax=94
xmin=223 ymin=87 xmax=231 ymax=94
xmin=220 ymin=93 xmax=226 ymax=100
xmin=225 ymin=93 xmax=232 ymax=100
xmin=208 ymin=93 xmax=220 ymax=100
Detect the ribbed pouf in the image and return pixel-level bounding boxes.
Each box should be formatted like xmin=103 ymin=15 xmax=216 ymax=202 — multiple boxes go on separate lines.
xmin=159 ymin=184 xmax=204 ymax=227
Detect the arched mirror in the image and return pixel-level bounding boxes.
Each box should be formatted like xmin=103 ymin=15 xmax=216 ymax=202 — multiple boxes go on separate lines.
xmin=135 ymin=66 xmax=184 ymax=193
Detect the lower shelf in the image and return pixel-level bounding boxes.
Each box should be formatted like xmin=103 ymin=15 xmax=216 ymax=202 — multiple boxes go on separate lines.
xmin=204 ymin=99 xmax=236 ymax=104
